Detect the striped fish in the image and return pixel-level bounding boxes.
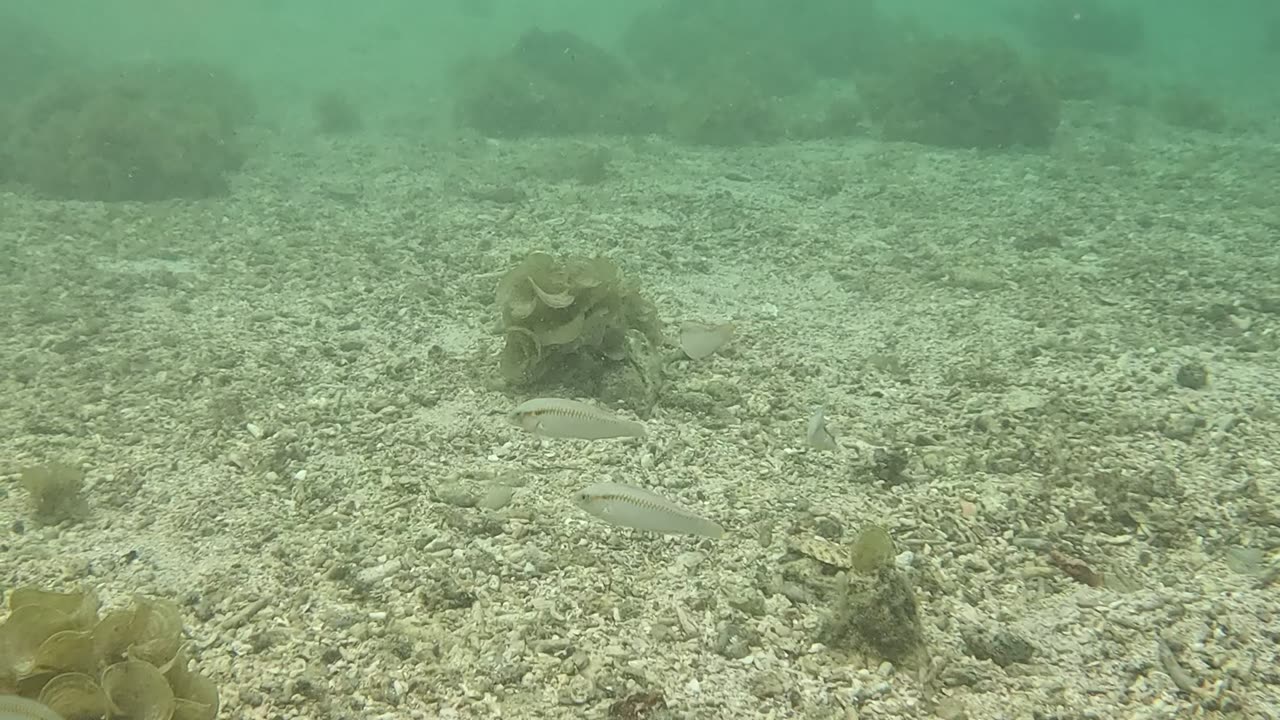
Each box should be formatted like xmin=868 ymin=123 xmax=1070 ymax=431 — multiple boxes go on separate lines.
xmin=573 ymin=482 xmax=725 ymax=539
xmin=508 ymin=398 xmax=647 ymax=440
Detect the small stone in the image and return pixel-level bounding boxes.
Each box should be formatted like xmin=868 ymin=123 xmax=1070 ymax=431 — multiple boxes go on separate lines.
xmin=477 ymin=484 xmax=514 ymax=510
xmin=814 ymin=516 xmax=843 ymax=539
xmin=558 ymin=675 xmax=594 ymax=705
xmin=437 ymin=483 xmax=478 ymax=508
xmin=1212 ymin=415 xmax=1241 ymax=433
xmin=962 ymin=626 xmax=1036 ymax=667
xmin=750 ymin=671 xmax=785 ymax=698
xmin=714 ymin=621 xmax=760 ymax=659
xmin=933 ymin=696 xmax=968 ymax=720
xmin=1161 ymin=413 xmax=1204 ymax=440
xmin=355 ymin=558 xmax=402 ymax=587
xmin=1224 ymin=547 xmax=1264 ymax=575
xmin=1174 ymin=362 xmax=1208 ymax=389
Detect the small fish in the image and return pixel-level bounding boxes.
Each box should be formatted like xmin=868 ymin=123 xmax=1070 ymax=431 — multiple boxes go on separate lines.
xmin=573 ymin=482 xmax=724 ymax=539
xmin=509 ymin=398 xmax=647 ymax=440
xmin=0 ymin=694 xmax=63 ymax=720
xmin=806 ymin=406 xmax=839 ymax=451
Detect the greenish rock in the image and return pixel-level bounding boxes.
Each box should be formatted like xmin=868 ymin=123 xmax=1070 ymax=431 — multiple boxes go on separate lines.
xmin=821 ymin=566 xmax=924 ymax=665
xmin=865 ymin=35 xmax=1060 ymax=149
xmin=6 ymin=60 xmax=255 ymax=201
xmin=962 ymin=625 xmax=1036 ymax=667
xmin=453 ymin=29 xmax=665 ymax=138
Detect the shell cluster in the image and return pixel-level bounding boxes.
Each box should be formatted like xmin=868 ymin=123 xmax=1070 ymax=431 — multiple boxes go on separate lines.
xmin=497 ymin=251 xmax=662 ymax=383
xmin=0 ymin=587 xmax=217 ymax=720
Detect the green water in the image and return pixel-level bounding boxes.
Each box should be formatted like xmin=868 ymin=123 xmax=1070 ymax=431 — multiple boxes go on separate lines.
xmin=2 ymin=0 xmax=1276 ymax=200
xmin=2 ymin=2 xmax=1279 ymax=719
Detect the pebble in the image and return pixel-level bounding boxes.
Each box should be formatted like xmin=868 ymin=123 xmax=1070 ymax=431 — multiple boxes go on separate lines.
xmin=477 ymin=485 xmax=514 ymax=510
xmin=356 ymin=559 xmax=402 ymax=587
xmin=437 ymin=483 xmax=479 ymax=508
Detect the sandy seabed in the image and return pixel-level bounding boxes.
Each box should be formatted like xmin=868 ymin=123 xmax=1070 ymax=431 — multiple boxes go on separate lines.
xmin=2 ymin=108 xmax=1279 ymax=720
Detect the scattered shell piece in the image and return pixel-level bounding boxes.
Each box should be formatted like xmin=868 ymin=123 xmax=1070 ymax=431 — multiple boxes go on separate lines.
xmin=573 ymin=482 xmax=724 ymax=539
xmin=355 ymin=559 xmax=403 ymax=587
xmin=1156 ymin=637 xmax=1203 ymax=696
xmin=509 ymin=398 xmax=646 ymax=440
xmin=679 ymin=322 xmax=735 ymax=360
xmin=1048 ymin=548 xmax=1104 ymax=587
xmin=806 ymin=406 xmax=839 ymax=451
xmin=216 ymin=597 xmax=267 ymax=631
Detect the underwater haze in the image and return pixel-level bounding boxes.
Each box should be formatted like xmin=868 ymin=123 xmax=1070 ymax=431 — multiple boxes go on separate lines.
xmin=2 ymin=1 xmax=1279 ymax=719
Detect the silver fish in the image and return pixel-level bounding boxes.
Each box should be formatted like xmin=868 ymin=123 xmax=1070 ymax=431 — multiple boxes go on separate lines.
xmin=509 ymin=398 xmax=647 ymax=440
xmin=573 ymin=482 xmax=724 ymax=539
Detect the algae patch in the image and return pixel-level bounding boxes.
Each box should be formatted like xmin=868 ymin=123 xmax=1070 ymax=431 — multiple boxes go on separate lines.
xmin=496 ymin=252 xmax=662 ymax=388
xmin=18 ymin=463 xmax=88 ymax=525
xmin=0 ymin=588 xmax=218 ymax=720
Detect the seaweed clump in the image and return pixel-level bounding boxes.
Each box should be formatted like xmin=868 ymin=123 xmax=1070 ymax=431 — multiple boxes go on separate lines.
xmin=5 ymin=60 xmax=255 ymax=201
xmin=1158 ymin=85 xmax=1229 ymax=133
xmin=864 ymin=36 xmax=1061 ymax=149
xmin=665 ymin=76 xmax=787 ymax=146
xmin=453 ymin=29 xmax=665 ymax=138
xmin=496 ymin=252 xmax=662 ymax=386
xmin=312 ymin=90 xmax=363 ymax=135
xmin=19 ymin=462 xmax=89 ymax=525
xmin=0 ymin=587 xmax=218 ymax=720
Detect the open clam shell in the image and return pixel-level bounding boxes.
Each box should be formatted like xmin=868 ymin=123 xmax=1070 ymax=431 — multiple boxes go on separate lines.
xmin=101 ymin=660 xmax=174 ymax=720
xmin=679 ymin=321 xmax=735 ymax=360
xmin=36 ymin=672 xmax=108 ymax=719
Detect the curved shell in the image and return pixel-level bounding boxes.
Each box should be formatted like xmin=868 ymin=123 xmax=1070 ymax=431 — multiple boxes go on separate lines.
xmin=37 ymin=671 xmax=108 ymax=719
xmin=91 ymin=608 xmax=139 ymax=666
xmin=165 ymin=646 xmax=218 ymax=720
xmin=0 ymin=606 xmax=77 ymax=682
xmin=101 ymin=660 xmax=175 ymax=720
xmin=679 ymin=321 xmax=735 ymax=360
xmin=124 ymin=598 xmax=182 ymax=667
xmin=33 ymin=631 xmax=97 ymax=678
xmin=8 ymin=590 xmax=98 ymax=629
